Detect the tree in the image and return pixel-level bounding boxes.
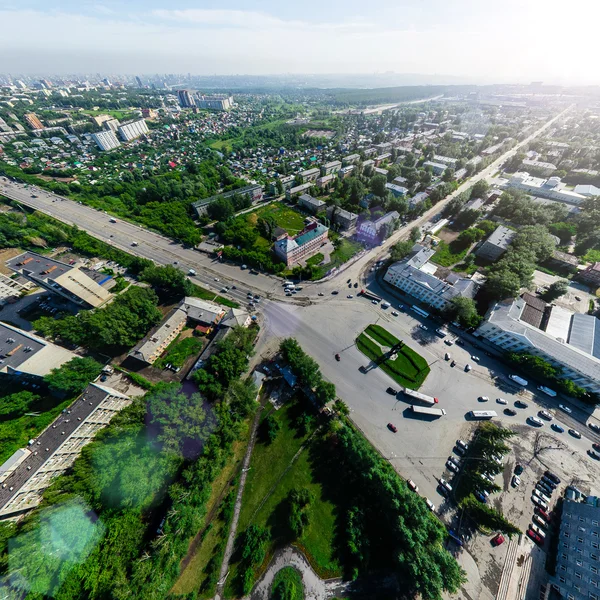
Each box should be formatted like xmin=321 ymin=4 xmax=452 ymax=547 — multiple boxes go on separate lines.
xmin=410 ymin=227 xmax=421 ymax=242
xmin=455 ymin=227 xmax=484 ymax=249
xmin=486 ymin=268 xmax=523 ymax=299
xmin=454 ymin=208 xmax=481 ymax=230
xmin=147 ymin=383 xmax=208 ymax=459
xmin=315 ymin=380 xmax=336 ymax=406
xmin=390 ymin=240 xmax=415 ymax=262
xmin=544 ymin=279 xmax=569 ymax=301
xmin=477 ymin=220 xmax=497 ymax=236
xmin=275 ymin=179 xmax=284 ymax=195
xmin=507 ymin=352 xmax=561 ymax=379
xmin=206 ymin=197 xmax=235 ymax=221
xmin=264 ymin=413 xmax=280 ymax=443
xmin=0 ymin=391 xmax=38 ymax=417
xmin=44 ymin=357 xmax=103 ymax=397
xmin=445 ymin=297 xmax=481 ymax=329
xmin=140 ymin=264 xmax=190 ymax=298
xmin=469 ymin=179 xmax=489 ymax=199
xmin=288 ymin=488 xmax=312 ymax=538
xmin=370 ymin=174 xmax=387 ymax=198
xmin=511 ymin=225 xmax=556 ymax=262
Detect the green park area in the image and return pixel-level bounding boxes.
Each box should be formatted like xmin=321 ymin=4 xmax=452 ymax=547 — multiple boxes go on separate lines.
xmin=225 ymin=400 xmax=340 ymax=597
xmin=250 ymin=203 xmax=307 ymax=236
xmin=153 ymin=333 xmax=204 ymax=370
xmin=209 ymin=119 xmax=288 ymax=152
xmin=356 ymin=324 xmax=430 ymax=389
xmin=431 ymin=240 xmax=469 ymax=268
xmin=81 ymin=108 xmax=135 ymax=121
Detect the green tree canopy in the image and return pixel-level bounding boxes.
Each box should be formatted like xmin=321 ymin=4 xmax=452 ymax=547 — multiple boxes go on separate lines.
xmin=44 ymin=357 xmax=103 ymax=397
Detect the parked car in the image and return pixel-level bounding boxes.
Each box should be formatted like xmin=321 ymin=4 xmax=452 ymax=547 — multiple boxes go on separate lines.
xmin=439 ymin=478 xmax=453 ymax=494
xmin=496 ymin=398 xmax=508 ymax=405
xmin=537 ymin=482 xmax=553 ymax=496
xmin=533 ymin=488 xmax=551 ymax=503
xmin=426 ymin=498 xmax=435 ymax=511
xmin=465 ymin=364 xmax=472 ymax=372
xmin=454 ymin=445 xmax=466 ymax=456
xmin=455 ymin=339 xmax=465 ymax=347
xmin=407 ymin=479 xmax=419 ymax=492
xmin=456 ymin=439 xmax=469 ymax=451
xmin=450 ymin=360 xmax=456 ymax=367
xmin=528 ymin=416 xmax=544 ymax=427
xmin=559 ymin=404 xmax=573 ymax=414
xmin=445 ymin=353 xmax=452 ymax=361
xmin=471 ymin=355 xmax=481 ymax=362
xmin=444 ymin=339 xmax=454 ymax=346
xmin=589 ymin=422 xmax=600 ymax=433
xmin=387 ymin=387 xmax=398 ymax=395
xmin=512 ymin=475 xmax=521 ymax=487
xmin=569 ymin=429 xmax=582 ymax=439
xmin=492 ymin=533 xmax=505 ymax=547
xmin=446 ymin=460 xmax=459 ymax=473
xmin=387 ymin=423 xmax=398 ymax=433
xmin=504 ymin=408 xmax=517 ymax=416
xmin=541 ymin=476 xmax=557 ymax=490
xmin=478 ymin=395 xmax=489 ymax=402
xmin=588 ymin=449 xmax=600 ymax=460
xmin=515 ymin=464 xmax=524 ymax=475
xmin=535 ymin=507 xmax=551 ymax=522
xmin=335 ymin=353 xmax=341 ymax=361
xmin=551 ymin=423 xmax=565 ymax=433
xmin=391 ymin=311 xmax=399 ymax=316
xmin=527 ymin=528 xmax=544 ymax=545
xmin=475 ymin=491 xmax=488 ymax=503
xmin=539 ymin=410 xmax=554 ymax=421
xmin=593 ymin=443 xmax=600 ymax=452
xmin=531 ymin=496 xmax=549 ymax=511
xmin=545 ymin=471 xmax=561 ymax=485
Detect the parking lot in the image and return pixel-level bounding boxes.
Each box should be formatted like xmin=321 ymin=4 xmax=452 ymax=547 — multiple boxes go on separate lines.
xmin=262 ymin=294 xmax=600 ymax=598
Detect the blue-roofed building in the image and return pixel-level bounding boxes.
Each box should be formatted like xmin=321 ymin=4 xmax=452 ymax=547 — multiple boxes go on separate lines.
xmin=273 ymin=220 xmax=329 ymax=266
xmin=385 ymin=183 xmax=409 ymax=197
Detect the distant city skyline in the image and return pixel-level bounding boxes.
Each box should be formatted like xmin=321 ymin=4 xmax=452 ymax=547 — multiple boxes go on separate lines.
xmin=0 ymin=0 xmax=598 ymax=85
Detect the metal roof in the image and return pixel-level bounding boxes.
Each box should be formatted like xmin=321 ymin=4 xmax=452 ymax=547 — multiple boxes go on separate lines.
xmin=569 ymin=313 xmax=600 ymax=360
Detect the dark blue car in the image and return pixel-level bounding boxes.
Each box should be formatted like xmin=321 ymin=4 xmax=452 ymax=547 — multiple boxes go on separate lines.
xmin=551 ymin=423 xmax=565 ymax=433
xmin=475 ymin=491 xmax=488 ymax=503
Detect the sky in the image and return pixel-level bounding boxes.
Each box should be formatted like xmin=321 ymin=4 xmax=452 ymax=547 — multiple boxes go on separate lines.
xmin=1 ymin=0 xmax=599 ymax=84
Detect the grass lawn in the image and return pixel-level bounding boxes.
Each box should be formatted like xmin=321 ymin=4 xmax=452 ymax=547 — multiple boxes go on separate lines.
xmin=154 ymin=334 xmax=204 ymax=369
xmin=356 ymin=325 xmax=430 ymax=390
xmin=250 ymin=203 xmax=306 ymax=235
xmin=226 ymin=401 xmax=340 ymax=597
xmin=209 ymin=119 xmax=288 ymax=153
xmin=306 ymin=252 xmax=324 ymax=267
xmin=81 ymin=109 xmax=134 ymax=120
xmin=188 ymin=283 xmax=239 ymax=308
xmin=431 ymin=241 xmax=468 ymax=267
xmin=311 ymin=239 xmax=363 ymax=280
xmin=271 ymin=566 xmax=304 ymax=599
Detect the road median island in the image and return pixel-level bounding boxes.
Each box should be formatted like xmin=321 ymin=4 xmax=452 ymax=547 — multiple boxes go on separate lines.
xmin=357 ymin=325 xmax=430 ymax=389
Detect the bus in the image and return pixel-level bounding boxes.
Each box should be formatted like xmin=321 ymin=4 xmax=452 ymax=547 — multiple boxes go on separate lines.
xmin=404 ymin=388 xmax=438 ymax=406
xmin=411 ymin=405 xmax=446 ymax=417
xmin=410 ymin=305 xmax=430 ymax=319
xmin=469 ymin=410 xmax=497 ymax=420
xmin=538 ymin=386 xmax=557 ymax=397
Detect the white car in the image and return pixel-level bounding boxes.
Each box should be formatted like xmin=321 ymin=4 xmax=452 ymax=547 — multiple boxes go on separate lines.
xmin=407 ymin=479 xmax=419 ymax=493
xmin=347 ymin=294 xmax=353 ymax=299
xmin=391 ymin=311 xmax=399 ymax=316
xmin=559 ymin=404 xmax=573 ymax=414
xmin=471 ymin=355 xmax=481 ymax=362
xmin=539 ymin=410 xmax=553 ymax=421
xmin=439 ymin=478 xmax=453 ymax=493
xmin=496 ymin=398 xmax=508 ymax=405
xmin=426 ymin=498 xmax=435 ymax=511
xmin=512 ymin=475 xmax=521 ymax=487
xmin=533 ymin=488 xmax=551 ymax=503
xmin=528 ymin=416 xmax=544 ymax=427
xmin=371 ymin=300 xmax=378 ymax=305
xmin=532 ymin=495 xmax=549 ymax=511
xmin=188 ymin=269 xmax=196 ymax=276
xmin=478 ymin=396 xmax=489 ymax=402
xmin=446 ymin=460 xmax=459 ymax=473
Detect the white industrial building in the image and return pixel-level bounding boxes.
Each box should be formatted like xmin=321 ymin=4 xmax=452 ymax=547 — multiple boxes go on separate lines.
xmin=117 ymin=118 xmax=149 ymax=142
xmin=505 ymin=173 xmax=586 ymax=205
xmin=384 ymin=245 xmax=479 ymax=311
xmin=476 ymin=294 xmax=600 ymax=394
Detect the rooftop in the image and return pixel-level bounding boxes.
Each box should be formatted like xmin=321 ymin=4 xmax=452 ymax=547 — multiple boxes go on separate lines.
xmin=182 ymin=296 xmax=226 ymax=325
xmin=484 ymin=225 xmax=516 ymax=250
xmin=0 ymin=383 xmax=129 ymax=513
xmin=0 ymin=321 xmax=76 ymax=377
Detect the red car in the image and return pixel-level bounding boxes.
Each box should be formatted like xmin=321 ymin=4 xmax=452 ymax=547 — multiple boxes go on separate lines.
xmin=335 ymin=353 xmax=341 ymax=361
xmin=387 ymin=423 xmax=398 ymax=433
xmin=491 ymin=533 xmax=505 ymax=547
xmin=535 ymin=507 xmax=551 ymax=522
xmin=527 ymin=528 xmax=544 ymax=545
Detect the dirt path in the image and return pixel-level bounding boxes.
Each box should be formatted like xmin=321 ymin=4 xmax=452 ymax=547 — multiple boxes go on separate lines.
xmin=215 ymin=401 xmax=265 ymax=599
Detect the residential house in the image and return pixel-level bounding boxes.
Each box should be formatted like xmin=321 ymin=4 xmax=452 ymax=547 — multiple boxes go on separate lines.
xmin=356 ymin=211 xmax=399 ymax=246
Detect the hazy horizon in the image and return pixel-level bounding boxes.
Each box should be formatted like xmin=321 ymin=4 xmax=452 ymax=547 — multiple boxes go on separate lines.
xmin=1 ymin=0 xmax=598 ymax=85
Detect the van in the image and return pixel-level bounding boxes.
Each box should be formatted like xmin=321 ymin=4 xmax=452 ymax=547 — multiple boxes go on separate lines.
xmin=283 ymin=281 xmax=293 ymax=286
